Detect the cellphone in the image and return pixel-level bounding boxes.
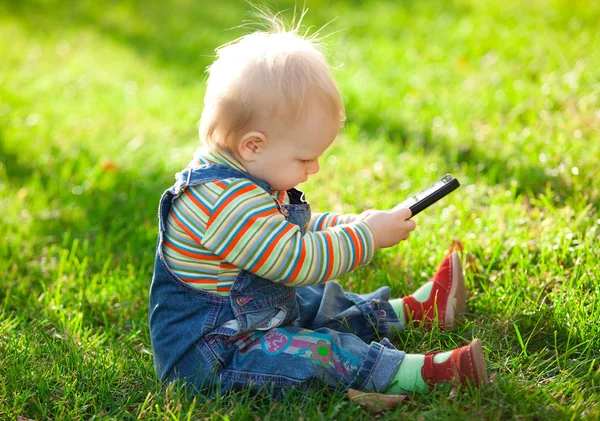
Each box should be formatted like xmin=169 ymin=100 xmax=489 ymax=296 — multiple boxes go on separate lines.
xmin=396 ymin=174 xmax=460 ymax=218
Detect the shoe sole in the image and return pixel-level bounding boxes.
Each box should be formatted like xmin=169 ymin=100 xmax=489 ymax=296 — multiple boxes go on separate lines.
xmin=469 ymin=338 xmax=489 ymax=385
xmin=443 ymin=251 xmax=466 ymax=330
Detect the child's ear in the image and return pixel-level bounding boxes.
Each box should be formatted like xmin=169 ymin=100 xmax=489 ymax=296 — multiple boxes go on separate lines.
xmin=238 ymin=131 xmax=268 ymax=162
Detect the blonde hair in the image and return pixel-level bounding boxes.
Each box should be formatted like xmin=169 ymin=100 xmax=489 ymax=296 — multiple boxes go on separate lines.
xmin=199 ymin=9 xmax=345 ymax=152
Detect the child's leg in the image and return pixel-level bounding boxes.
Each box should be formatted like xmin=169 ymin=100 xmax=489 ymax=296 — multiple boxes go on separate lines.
xmin=389 ymin=250 xmax=466 ymax=331
xmin=207 ymin=327 xmax=404 ymax=396
xmin=195 ymin=328 xmax=488 ymax=397
xmin=295 ymin=281 xmax=403 ymax=343
xmin=294 ymin=251 xmax=467 ymax=342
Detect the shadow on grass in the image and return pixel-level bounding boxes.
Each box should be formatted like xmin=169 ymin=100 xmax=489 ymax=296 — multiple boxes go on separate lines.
xmin=0 ymin=123 xmax=166 ymax=265
xmin=2 ymin=0 xmax=271 ymax=84
xmin=0 ymin=128 xmax=35 ymax=181
xmin=0 ymin=146 xmax=174 ymax=329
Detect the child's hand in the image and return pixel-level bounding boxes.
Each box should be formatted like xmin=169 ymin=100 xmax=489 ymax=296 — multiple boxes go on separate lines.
xmin=362 ymin=208 xmax=416 ymax=249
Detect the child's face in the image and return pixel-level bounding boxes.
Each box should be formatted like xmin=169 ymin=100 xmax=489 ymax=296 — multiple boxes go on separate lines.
xmin=241 ymin=102 xmax=340 ymax=191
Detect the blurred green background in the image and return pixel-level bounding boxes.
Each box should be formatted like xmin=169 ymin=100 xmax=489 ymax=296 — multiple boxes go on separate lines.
xmin=1 ymin=0 xmax=599 ymax=419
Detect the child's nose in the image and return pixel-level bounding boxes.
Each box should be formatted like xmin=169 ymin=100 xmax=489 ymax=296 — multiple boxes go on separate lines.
xmin=306 ymin=160 xmax=320 ymax=175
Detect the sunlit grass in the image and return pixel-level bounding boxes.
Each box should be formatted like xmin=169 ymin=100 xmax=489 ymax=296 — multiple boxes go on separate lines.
xmin=1 ymin=0 xmax=599 ymax=419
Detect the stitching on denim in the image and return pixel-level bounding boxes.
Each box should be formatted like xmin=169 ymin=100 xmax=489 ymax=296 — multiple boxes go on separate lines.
xmin=182 ymin=164 xmax=271 ymax=193
xmin=200 ymin=338 xmax=225 ymax=373
xmin=235 ymin=291 xmax=295 ymax=306
xmin=157 ymin=191 xmax=172 ymax=233
xmin=343 ymin=292 xmax=382 ymax=330
xmin=207 ymin=327 xmax=238 ymax=337
xmin=205 ymin=299 xmax=223 ymax=332
xmin=233 ymin=294 xmax=296 ymax=315
xmin=365 ymin=343 xmax=385 ymax=384
xmin=229 ymin=273 xmax=297 ymax=312
xmin=229 ymin=269 xmax=247 ymax=291
xmin=221 ymin=369 xmax=306 ymax=386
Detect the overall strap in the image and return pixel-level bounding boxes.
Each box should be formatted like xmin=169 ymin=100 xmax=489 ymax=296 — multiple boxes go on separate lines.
xmin=173 ymin=164 xmax=272 ymax=196
xmin=158 ymin=164 xmax=272 ymax=234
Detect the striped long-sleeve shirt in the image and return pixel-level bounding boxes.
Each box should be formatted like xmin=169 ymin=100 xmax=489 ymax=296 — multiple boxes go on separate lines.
xmin=163 ymin=147 xmax=375 ymax=296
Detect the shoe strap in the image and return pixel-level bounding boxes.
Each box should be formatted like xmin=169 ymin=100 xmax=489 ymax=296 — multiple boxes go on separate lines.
xmin=421 ymin=351 xmax=443 ymax=387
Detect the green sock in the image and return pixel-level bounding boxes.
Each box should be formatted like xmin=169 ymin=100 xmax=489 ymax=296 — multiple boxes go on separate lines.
xmin=387 ymin=354 xmax=428 ymax=394
xmin=389 ymin=298 xmax=406 ymax=324
xmin=387 ymin=351 xmax=453 ymax=395
xmin=389 ymin=281 xmax=434 ymax=324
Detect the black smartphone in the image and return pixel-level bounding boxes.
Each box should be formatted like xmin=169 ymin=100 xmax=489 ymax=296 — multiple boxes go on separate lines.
xmin=396 ymin=174 xmax=460 ymax=218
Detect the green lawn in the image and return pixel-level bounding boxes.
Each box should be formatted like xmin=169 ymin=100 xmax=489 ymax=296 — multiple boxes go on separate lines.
xmin=1 ymin=0 xmax=599 ymax=419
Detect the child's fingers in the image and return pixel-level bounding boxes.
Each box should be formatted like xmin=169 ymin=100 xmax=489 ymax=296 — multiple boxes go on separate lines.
xmin=390 ymin=208 xmax=416 ymax=239
xmin=404 ymin=219 xmax=417 ymax=232
xmin=391 ymin=207 xmax=412 ymax=220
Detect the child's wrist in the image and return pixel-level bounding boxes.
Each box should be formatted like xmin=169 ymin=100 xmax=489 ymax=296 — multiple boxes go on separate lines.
xmin=345 ymin=213 xmax=358 ymax=223
xmin=355 ymin=220 xmax=379 ymax=255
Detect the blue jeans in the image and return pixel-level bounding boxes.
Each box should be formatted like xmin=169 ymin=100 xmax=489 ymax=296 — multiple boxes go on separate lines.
xmin=149 ymin=164 xmax=406 ymax=397
xmin=165 ymin=282 xmax=406 ymax=397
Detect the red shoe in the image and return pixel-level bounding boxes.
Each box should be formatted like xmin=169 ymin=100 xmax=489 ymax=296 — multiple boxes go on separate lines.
xmin=402 ymin=250 xmax=466 ymax=331
xmin=422 ymin=339 xmax=489 ymax=388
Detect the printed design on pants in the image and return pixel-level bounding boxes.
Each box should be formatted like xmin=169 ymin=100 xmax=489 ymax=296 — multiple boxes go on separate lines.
xmin=261 ymin=328 xmax=291 ymax=355
xmin=233 ymin=328 xmax=360 ymax=375
xmin=308 ymin=340 xmax=333 ymax=365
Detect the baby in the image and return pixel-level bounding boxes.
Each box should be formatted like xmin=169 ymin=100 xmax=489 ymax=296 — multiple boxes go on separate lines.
xmin=149 ymin=13 xmax=488 ymax=400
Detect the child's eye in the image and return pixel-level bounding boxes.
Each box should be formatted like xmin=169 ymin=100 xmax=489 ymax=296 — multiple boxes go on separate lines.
xmin=300 ymin=159 xmax=312 ymax=164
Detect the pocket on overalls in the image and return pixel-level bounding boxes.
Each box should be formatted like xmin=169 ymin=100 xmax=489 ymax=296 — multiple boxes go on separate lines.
xmin=229 ymin=271 xmax=299 ymax=333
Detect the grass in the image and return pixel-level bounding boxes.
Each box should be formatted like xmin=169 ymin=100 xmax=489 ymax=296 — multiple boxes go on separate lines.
xmin=1 ymin=0 xmax=599 ymax=419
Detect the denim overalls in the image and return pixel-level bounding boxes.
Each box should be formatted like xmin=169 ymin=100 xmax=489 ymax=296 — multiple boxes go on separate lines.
xmin=149 ymin=163 xmax=406 ymax=396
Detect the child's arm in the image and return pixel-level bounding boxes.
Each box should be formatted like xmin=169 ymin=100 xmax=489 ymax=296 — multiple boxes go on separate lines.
xmin=308 ymin=209 xmax=389 ymax=232
xmin=307 ymin=212 xmax=358 ymax=232
xmin=201 ymin=179 xmax=375 ymax=287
